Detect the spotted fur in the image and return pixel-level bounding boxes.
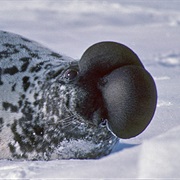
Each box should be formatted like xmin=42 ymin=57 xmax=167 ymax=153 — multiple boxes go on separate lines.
xmin=0 ymin=31 xmax=117 ymax=160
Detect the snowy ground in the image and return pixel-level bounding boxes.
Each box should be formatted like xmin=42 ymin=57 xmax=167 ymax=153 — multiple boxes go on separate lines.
xmin=0 ymin=0 xmax=180 ymax=178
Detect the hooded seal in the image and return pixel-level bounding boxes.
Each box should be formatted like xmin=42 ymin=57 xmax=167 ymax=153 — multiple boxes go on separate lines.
xmin=0 ymin=31 xmax=157 ymax=160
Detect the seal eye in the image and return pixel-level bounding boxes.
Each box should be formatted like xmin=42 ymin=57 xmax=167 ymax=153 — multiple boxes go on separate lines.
xmin=64 ymin=69 xmax=78 ymax=81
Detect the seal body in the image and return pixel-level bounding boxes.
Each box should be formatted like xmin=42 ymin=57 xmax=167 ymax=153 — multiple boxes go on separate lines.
xmin=0 ymin=31 xmax=157 ymax=160
xmin=0 ymin=31 xmax=118 ymax=160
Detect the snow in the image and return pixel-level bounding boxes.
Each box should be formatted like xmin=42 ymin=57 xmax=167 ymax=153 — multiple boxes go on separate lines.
xmin=139 ymin=126 xmax=180 ymax=178
xmin=0 ymin=0 xmax=180 ymax=178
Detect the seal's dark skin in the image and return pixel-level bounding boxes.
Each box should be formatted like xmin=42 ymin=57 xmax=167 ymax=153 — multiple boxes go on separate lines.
xmin=0 ymin=31 xmax=157 ymax=160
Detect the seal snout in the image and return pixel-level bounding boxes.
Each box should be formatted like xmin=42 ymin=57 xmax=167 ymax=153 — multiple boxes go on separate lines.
xmin=79 ymin=42 xmax=157 ymax=139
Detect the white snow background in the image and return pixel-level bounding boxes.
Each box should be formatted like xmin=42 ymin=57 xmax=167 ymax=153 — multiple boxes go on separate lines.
xmin=0 ymin=0 xmax=180 ymax=179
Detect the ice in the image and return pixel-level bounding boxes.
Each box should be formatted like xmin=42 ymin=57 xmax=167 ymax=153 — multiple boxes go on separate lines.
xmin=138 ymin=126 xmax=180 ymax=178
xmin=0 ymin=0 xmax=180 ymax=178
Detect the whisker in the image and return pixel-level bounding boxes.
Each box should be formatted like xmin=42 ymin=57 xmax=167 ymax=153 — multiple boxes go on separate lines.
xmin=47 ymin=115 xmax=73 ymax=126
xmin=63 ymin=103 xmax=74 ymax=116
xmin=67 ymin=124 xmax=79 ymax=132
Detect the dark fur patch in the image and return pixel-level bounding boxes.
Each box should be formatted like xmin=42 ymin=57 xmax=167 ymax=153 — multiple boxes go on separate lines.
xmin=0 ymin=118 xmax=4 ymax=132
xmin=51 ymin=52 xmax=62 ymax=58
xmin=21 ymin=61 xmax=30 ymax=72
xmin=2 ymin=102 xmax=18 ymax=113
xmin=21 ymin=37 xmax=32 ymax=43
xmin=44 ymin=63 xmax=53 ymax=70
xmin=18 ymin=44 xmax=31 ymax=53
xmin=30 ymin=53 xmax=40 ymax=59
xmin=11 ymin=83 xmax=16 ymax=91
xmin=20 ymin=57 xmax=31 ymax=72
xmin=9 ymin=120 xmax=28 ymax=159
xmin=0 ymin=43 xmax=19 ymax=59
xmin=20 ymin=57 xmax=32 ymax=62
xmin=30 ymin=62 xmax=44 ymax=73
xmin=0 ymin=68 xmax=3 ymax=85
xmin=3 ymin=66 xmax=19 ymax=75
xmin=22 ymin=76 xmax=30 ymax=91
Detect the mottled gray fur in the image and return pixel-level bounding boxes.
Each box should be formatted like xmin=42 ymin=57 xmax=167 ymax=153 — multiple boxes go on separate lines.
xmin=0 ymin=31 xmax=117 ymax=160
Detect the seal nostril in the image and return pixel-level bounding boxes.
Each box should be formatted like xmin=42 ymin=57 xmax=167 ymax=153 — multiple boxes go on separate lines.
xmin=100 ymin=119 xmax=107 ymax=127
